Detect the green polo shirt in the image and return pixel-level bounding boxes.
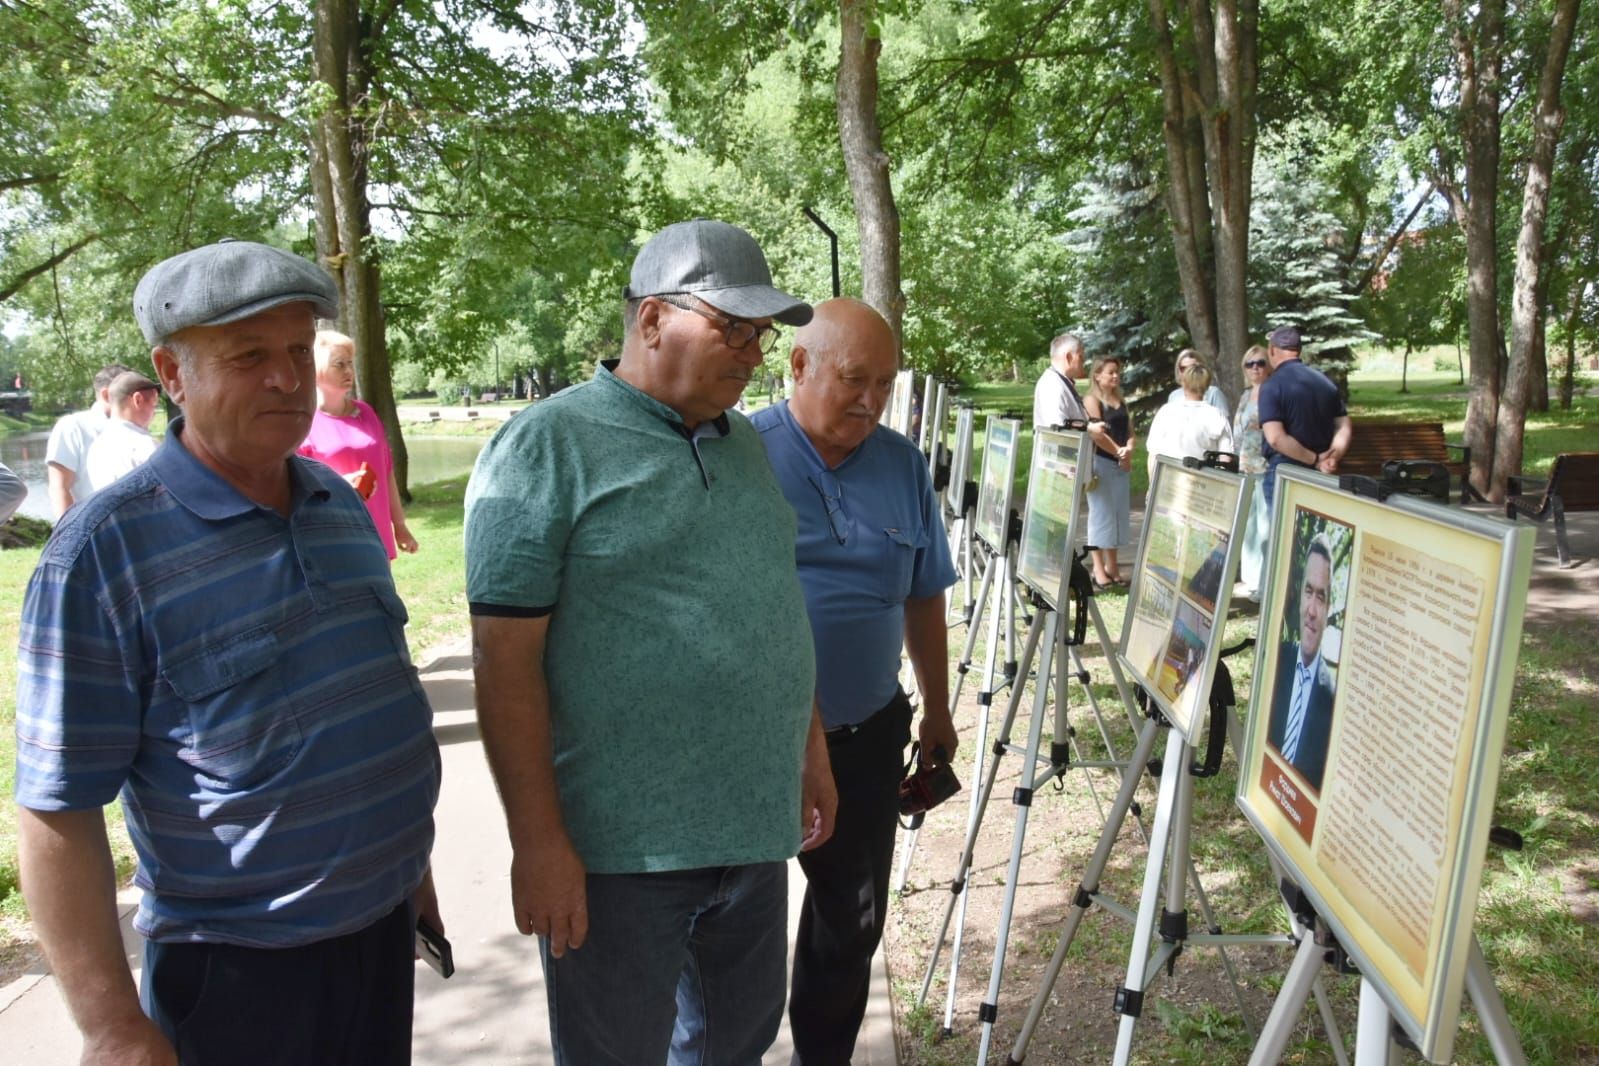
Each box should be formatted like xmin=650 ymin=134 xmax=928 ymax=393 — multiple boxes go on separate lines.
xmin=464 ymin=362 xmax=815 ymax=873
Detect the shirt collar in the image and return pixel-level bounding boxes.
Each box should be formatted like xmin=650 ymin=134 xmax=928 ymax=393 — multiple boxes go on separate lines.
xmin=597 ymin=359 xmax=730 ymax=440
xmin=148 ymin=416 xmax=331 ymax=520
xmin=1295 ymin=645 xmax=1323 ymax=680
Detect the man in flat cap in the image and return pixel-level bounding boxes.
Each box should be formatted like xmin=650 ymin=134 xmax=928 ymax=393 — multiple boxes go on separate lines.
xmin=15 ymin=239 xmax=441 ymax=1065
xmin=1257 ymin=326 xmax=1352 ymax=509
xmin=467 ymin=218 xmax=835 ymax=1063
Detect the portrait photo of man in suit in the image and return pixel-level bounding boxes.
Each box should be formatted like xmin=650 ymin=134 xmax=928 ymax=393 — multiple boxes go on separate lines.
xmin=1266 ymin=528 xmax=1342 ymax=793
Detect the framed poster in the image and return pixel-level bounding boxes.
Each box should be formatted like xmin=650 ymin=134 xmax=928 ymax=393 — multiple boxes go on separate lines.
xmin=972 ymin=416 xmax=1021 ymax=554
xmin=885 ymin=368 xmax=916 ymax=434
xmin=945 ymin=405 xmax=976 ymax=515
xmin=1118 ymin=457 xmax=1249 ymax=741
xmin=918 ymin=372 xmax=938 ymax=454
xmin=1236 ymin=465 xmax=1535 ymax=1061
xmin=1016 ymin=429 xmax=1091 ymax=611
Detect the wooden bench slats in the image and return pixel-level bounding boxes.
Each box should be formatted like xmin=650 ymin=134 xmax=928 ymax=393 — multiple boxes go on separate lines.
xmin=1339 ymin=419 xmax=1473 ymax=503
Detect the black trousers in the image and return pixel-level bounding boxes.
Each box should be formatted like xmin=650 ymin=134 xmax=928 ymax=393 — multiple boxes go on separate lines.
xmin=141 ymin=901 xmax=416 ymax=1065
xmin=790 ymin=693 xmax=913 ymax=1065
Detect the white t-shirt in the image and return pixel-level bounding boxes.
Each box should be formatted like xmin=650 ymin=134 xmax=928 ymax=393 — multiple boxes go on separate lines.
xmin=45 ymin=406 xmax=110 ymax=475
xmin=1146 ymin=399 xmax=1236 ymax=466
xmin=83 ymin=419 xmax=157 ymax=495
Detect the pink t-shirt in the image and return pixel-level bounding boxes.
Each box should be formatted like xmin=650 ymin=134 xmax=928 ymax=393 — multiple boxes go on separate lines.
xmin=298 ymin=400 xmax=397 ymax=558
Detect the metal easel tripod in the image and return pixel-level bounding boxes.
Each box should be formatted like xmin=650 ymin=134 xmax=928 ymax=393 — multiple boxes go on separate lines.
xmin=915 ymin=550 xmax=1145 ymax=1053
xmin=1007 ymin=645 xmax=1345 ymax=1065
xmin=896 ymin=508 xmax=1025 ymax=898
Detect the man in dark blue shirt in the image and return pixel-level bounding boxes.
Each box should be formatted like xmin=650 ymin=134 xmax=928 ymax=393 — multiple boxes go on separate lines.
xmin=1257 ymin=326 xmax=1352 ymax=508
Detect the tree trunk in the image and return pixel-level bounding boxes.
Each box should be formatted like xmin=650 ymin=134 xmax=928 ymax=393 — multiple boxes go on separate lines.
xmin=1402 ymin=343 xmax=1411 ymax=393
xmin=1559 ymin=282 xmax=1581 ymax=409
xmin=1490 ymin=0 xmax=1578 ymax=501
xmin=1447 ymin=0 xmax=1506 ymax=496
xmin=311 ymin=0 xmax=409 ymax=499
xmin=837 ymin=0 xmax=905 ymax=358
xmin=1148 ymin=0 xmax=1256 ymax=403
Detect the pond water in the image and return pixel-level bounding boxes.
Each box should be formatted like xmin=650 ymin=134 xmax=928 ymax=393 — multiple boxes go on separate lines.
xmin=0 ymin=429 xmax=484 ymax=523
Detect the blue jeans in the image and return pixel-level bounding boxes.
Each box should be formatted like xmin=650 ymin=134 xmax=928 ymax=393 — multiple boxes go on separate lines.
xmin=541 ymin=862 xmax=789 ymax=1066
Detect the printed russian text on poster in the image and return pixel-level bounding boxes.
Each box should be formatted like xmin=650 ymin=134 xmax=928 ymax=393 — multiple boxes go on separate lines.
xmin=1236 ymin=467 xmax=1534 ymax=1060
xmin=1118 ymin=457 xmax=1248 ymax=742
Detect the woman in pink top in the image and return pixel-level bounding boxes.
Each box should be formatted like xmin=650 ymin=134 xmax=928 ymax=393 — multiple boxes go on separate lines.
xmin=298 ymin=330 xmax=418 ymax=559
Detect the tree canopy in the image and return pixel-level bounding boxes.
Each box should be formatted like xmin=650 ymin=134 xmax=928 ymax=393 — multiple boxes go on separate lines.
xmin=2 ymin=0 xmax=1593 ymax=495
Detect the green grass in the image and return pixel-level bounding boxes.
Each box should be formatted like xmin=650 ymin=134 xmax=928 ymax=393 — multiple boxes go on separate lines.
xmin=388 ymin=476 xmax=470 ymax=658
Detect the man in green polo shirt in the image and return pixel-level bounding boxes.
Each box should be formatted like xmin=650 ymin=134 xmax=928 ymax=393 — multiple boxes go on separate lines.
xmin=466 ymin=219 xmax=835 ymax=1064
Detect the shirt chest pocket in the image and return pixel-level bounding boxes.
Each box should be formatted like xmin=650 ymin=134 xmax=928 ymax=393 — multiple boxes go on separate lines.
xmin=161 ymin=629 xmax=303 ymax=789
xmin=872 ymin=525 xmax=928 ymax=604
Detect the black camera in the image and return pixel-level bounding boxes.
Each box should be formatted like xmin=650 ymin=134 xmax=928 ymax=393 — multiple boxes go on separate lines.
xmin=899 ymin=744 xmax=961 ymax=829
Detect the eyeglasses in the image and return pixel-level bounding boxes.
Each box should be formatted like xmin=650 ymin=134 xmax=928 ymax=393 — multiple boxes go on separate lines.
xmin=658 ymin=296 xmax=782 ymax=355
xmin=807 ymin=471 xmax=850 ymax=544
xmin=1244 ymin=360 xmax=1268 ymax=370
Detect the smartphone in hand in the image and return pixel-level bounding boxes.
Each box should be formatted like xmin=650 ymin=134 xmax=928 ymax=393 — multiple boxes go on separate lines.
xmin=416 ymin=916 xmax=455 ymax=978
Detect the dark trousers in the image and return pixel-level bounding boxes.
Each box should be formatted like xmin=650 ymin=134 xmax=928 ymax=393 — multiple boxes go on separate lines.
xmin=790 ymin=693 xmax=913 ymax=1065
xmin=141 ymin=902 xmax=415 ymax=1065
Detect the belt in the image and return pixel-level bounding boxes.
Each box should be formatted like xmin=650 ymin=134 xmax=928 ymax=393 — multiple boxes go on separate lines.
xmin=823 ymin=690 xmax=913 ymax=739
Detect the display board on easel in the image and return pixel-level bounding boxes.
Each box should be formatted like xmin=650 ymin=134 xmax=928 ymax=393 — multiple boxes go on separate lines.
xmin=1016 ymin=429 xmax=1091 ymax=611
xmin=885 ymin=368 xmax=915 ymax=435
xmin=972 ymin=416 xmax=1021 ymax=553
xmin=1119 ymin=457 xmax=1250 ymax=742
xmin=945 ymin=405 xmax=975 ymax=515
xmin=1236 ymin=465 xmax=1534 ymax=1062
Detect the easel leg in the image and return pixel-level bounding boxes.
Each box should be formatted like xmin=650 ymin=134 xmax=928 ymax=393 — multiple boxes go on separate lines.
xmin=1354 ymin=980 xmax=1401 ymax=1066
xmin=1112 ymin=728 xmax=1189 ymax=1065
xmin=898 ymin=545 xmax=995 ymax=896
xmin=1466 ymin=937 xmax=1528 ymax=1066
xmin=915 ymin=597 xmax=1044 ymax=1012
xmin=1009 ymin=714 xmax=1165 ymax=1064
xmin=1248 ymin=934 xmax=1325 ymax=1066
xmin=974 ymin=611 xmax=1061 ymax=1063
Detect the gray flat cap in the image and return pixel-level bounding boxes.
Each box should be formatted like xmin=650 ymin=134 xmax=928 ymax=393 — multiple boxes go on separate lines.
xmin=134 ymin=239 xmax=339 ymax=343
xmin=624 ymin=219 xmax=812 ymax=326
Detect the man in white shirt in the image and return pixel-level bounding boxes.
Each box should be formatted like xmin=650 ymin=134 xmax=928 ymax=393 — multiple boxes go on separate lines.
xmin=83 ymin=371 xmax=161 ymax=495
xmin=45 ymin=362 xmax=131 ymax=517
xmin=1032 ymin=332 xmax=1089 ymax=428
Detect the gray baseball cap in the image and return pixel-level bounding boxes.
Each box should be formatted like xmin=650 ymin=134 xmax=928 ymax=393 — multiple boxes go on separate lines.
xmin=133 ymin=239 xmax=339 ymax=344
xmin=624 ymin=219 xmax=812 ymax=326
xmin=1268 ymin=325 xmax=1303 ymax=351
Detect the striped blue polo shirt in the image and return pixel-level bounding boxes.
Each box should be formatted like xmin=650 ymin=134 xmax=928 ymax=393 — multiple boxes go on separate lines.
xmin=14 ymin=419 xmax=440 ymax=948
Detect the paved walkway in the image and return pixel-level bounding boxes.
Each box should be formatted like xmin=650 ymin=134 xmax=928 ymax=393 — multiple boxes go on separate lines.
xmin=0 ymin=648 xmax=897 ymax=1066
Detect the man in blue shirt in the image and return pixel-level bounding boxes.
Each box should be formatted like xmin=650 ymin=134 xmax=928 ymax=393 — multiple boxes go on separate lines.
xmin=753 ymin=298 xmax=958 ymax=1064
xmin=14 ymin=240 xmax=441 ymax=1065
xmin=1257 ymin=326 xmax=1352 ymax=508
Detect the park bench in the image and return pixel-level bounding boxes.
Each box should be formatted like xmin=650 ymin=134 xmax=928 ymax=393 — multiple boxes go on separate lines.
xmin=1339 ymin=419 xmax=1478 ymax=504
xmin=426 ymin=410 xmax=440 ymax=421
xmin=1505 ymin=451 xmax=1599 ymax=569
xmin=480 ymin=391 xmax=499 ymax=403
